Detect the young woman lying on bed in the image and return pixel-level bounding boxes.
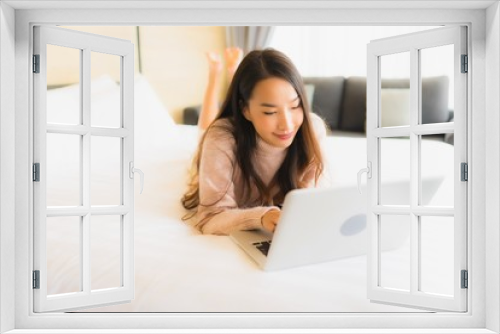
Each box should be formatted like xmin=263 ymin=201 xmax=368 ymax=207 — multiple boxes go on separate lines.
xmin=181 ymin=48 xmax=328 ymax=236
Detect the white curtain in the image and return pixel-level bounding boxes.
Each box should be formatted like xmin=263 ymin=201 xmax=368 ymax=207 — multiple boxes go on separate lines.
xmin=267 ymin=26 xmax=442 ymax=77
xmin=226 ymin=26 xmax=275 ymax=55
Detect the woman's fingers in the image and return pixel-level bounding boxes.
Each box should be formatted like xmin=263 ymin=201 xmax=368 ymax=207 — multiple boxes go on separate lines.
xmin=262 ymin=209 xmax=281 ymax=233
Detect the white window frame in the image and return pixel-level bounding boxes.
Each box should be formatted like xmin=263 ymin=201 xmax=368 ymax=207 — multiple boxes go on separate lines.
xmin=366 ymin=26 xmax=468 ymax=312
xmin=1 ymin=2 xmax=499 ymax=333
xmin=33 ymin=25 xmax=136 ymax=313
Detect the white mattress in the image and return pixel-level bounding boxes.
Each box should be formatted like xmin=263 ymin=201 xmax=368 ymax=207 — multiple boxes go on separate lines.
xmin=45 ymin=75 xmax=455 ymax=313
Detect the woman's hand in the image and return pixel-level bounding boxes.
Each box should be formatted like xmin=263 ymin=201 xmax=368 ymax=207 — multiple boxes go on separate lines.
xmin=261 ymin=209 xmax=281 ymax=233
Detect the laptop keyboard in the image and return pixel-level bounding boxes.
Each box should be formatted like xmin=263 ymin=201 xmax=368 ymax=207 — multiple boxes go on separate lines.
xmin=252 ymin=241 xmax=272 ymax=256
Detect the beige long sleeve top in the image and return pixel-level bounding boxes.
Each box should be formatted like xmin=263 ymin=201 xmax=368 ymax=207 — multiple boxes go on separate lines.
xmin=193 ymin=113 xmax=328 ymax=235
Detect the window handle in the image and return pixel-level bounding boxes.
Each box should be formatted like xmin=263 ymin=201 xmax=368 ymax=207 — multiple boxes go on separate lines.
xmin=357 ymin=162 xmax=372 ymax=194
xmin=129 ymin=161 xmax=144 ymax=194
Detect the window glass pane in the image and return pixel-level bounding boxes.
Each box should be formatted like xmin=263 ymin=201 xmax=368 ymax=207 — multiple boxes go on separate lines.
xmin=46 ymin=44 xmax=81 ymax=125
xmin=380 ymin=215 xmax=411 ymax=291
xmin=380 ymin=137 xmax=410 ymax=205
xmin=91 ymin=51 xmax=121 ymax=128
xmin=420 ymin=44 xmax=454 ymax=125
xmin=420 ymin=216 xmax=454 ymax=296
xmin=420 ymin=135 xmax=453 ymax=207
xmin=46 ymin=133 xmax=81 ymax=207
xmin=91 ymin=136 xmax=121 ymax=206
xmin=380 ymin=52 xmax=410 ymax=128
xmin=47 ymin=216 xmax=81 ymax=295
xmin=91 ymin=215 xmax=122 ymax=290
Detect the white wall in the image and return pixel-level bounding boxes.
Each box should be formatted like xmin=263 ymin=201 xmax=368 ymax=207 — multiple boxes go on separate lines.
xmin=0 ymin=2 xmax=16 ymax=334
xmin=485 ymin=2 xmax=500 ymax=333
xmin=139 ymin=26 xmax=227 ymax=123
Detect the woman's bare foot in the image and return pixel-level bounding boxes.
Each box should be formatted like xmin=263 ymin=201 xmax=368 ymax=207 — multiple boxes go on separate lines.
xmin=205 ymin=51 xmax=223 ymax=77
xmin=224 ymin=47 xmax=243 ymax=80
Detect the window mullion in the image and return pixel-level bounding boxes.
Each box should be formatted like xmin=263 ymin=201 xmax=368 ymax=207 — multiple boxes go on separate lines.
xmin=82 ymin=47 xmax=91 ymax=295
xmin=46 ymin=124 xmax=129 ymax=137
xmin=373 ymin=123 xmax=454 ymax=138
xmin=410 ymin=47 xmax=419 ymax=295
xmin=45 ymin=206 xmax=129 ymax=216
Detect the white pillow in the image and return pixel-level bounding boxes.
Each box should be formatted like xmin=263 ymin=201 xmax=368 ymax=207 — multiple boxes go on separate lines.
xmin=47 ymin=74 xmax=119 ymax=125
xmin=380 ymin=88 xmax=410 ymax=127
xmin=132 ymin=74 xmax=184 ymax=164
xmin=46 ymin=74 xmax=176 ymax=129
xmin=47 ymin=73 xmax=178 ymax=156
xmin=90 ymin=74 xmax=177 ymax=130
xmin=134 ymin=74 xmax=175 ymax=128
xmin=304 ymin=83 xmax=315 ymax=111
xmin=90 ymin=74 xmax=119 ymax=96
xmin=45 ymin=74 xmax=181 ymax=207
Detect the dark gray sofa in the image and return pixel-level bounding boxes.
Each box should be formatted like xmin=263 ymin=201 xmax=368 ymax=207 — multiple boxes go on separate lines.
xmin=183 ymin=76 xmax=453 ymax=142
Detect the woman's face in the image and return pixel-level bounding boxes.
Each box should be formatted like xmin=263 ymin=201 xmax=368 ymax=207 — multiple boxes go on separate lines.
xmin=242 ymin=77 xmax=304 ymax=149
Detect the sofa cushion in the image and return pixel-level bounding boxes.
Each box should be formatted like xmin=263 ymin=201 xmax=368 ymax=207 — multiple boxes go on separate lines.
xmin=421 ymin=76 xmax=450 ymax=124
xmin=382 ymin=76 xmax=450 ymax=124
xmin=340 ymin=76 xmax=451 ymax=132
xmin=303 ymin=77 xmax=345 ymax=130
xmin=380 ymin=88 xmax=410 ymax=127
xmin=304 ymin=84 xmax=315 ymax=111
xmin=183 ymin=105 xmax=201 ymax=125
xmin=339 ymin=76 xmax=366 ymax=132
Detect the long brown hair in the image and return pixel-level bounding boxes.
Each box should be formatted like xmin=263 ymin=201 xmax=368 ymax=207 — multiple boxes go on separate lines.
xmin=181 ymin=48 xmax=324 ymax=220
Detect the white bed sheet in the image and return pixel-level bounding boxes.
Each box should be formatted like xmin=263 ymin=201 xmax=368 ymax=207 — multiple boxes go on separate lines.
xmin=83 ymin=126 xmax=453 ymax=312
xmin=45 ymin=75 xmax=455 ymax=313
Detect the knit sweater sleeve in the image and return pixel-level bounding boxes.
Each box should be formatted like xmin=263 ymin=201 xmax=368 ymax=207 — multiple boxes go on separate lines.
xmin=195 ymin=122 xmax=279 ymax=236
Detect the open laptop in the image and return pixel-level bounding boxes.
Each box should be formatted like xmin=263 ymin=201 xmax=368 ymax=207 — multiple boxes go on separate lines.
xmin=230 ymin=177 xmax=443 ymax=271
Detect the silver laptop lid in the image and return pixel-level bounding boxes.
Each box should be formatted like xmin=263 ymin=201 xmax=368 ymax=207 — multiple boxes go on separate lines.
xmin=231 ymin=176 xmax=443 ymax=271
